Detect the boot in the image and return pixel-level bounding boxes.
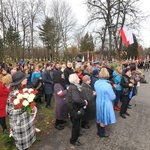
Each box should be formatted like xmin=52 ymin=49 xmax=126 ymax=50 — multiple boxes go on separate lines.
xmin=99 ymin=126 xmax=110 ymax=138
xmin=97 ymin=123 xmax=100 ymax=135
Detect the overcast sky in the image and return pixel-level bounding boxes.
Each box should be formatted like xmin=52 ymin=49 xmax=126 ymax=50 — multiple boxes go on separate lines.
xmin=65 ymin=0 xmax=150 ymax=48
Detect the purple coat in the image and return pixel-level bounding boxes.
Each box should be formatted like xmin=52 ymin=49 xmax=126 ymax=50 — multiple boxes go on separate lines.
xmin=54 ymin=83 xmax=68 ymax=120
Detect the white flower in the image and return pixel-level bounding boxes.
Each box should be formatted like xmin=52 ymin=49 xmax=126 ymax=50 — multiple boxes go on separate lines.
xmin=28 ymin=94 xmax=35 ymax=102
xmin=14 ymin=91 xmax=19 ymax=96
xmin=23 ymin=88 xmax=28 ymax=92
xmin=17 ymin=93 xmax=23 ymax=99
xmin=28 ymin=88 xmax=34 ymax=93
xmin=13 ymin=99 xmax=20 ymax=105
xmin=23 ymin=93 xmax=29 ymax=99
xmin=22 ymin=100 xmax=29 ymax=107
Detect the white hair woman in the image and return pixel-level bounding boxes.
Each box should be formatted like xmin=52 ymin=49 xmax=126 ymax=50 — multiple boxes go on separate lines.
xmin=67 ymin=73 xmax=88 ymax=146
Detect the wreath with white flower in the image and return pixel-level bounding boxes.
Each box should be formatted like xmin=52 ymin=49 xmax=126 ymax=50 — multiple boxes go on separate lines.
xmin=11 ymin=88 xmax=38 ymax=115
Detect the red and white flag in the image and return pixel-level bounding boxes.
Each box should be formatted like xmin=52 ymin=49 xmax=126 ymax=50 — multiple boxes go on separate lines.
xmin=57 ymin=90 xmax=63 ymax=96
xmin=119 ymin=27 xmax=134 ymax=46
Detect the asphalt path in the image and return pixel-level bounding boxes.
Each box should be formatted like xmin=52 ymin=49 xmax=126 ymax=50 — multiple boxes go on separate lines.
xmin=32 ymin=69 xmax=150 ymax=150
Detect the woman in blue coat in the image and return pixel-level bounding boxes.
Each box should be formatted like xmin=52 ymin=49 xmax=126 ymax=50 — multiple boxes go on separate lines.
xmin=94 ymin=68 xmax=116 ymax=137
xmin=112 ymin=66 xmax=122 ymax=111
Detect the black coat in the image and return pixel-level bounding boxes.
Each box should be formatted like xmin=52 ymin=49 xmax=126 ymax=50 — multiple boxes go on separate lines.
xmin=90 ymin=75 xmax=99 ymax=90
xmin=64 ymin=67 xmax=74 ymax=85
xmin=66 ymin=83 xmax=86 ymax=117
xmin=42 ymin=69 xmax=53 ymax=94
xmin=81 ymin=83 xmax=96 ymax=120
xmin=121 ymin=74 xmax=131 ymax=96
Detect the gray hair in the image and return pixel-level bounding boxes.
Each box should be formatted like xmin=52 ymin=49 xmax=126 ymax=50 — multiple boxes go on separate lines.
xmin=69 ymin=73 xmax=77 ymax=83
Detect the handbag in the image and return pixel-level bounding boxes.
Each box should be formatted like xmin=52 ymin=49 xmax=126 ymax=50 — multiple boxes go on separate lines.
xmin=74 ymin=107 xmax=85 ymax=119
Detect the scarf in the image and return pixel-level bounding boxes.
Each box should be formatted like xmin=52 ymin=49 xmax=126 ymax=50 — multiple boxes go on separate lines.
xmin=73 ymin=83 xmax=82 ymax=91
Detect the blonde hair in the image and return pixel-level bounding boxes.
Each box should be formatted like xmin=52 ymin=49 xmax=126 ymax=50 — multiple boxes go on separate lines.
xmin=2 ymin=74 xmax=12 ymax=85
xmin=115 ymin=66 xmax=122 ymax=75
xmin=99 ymin=68 xmax=110 ymax=79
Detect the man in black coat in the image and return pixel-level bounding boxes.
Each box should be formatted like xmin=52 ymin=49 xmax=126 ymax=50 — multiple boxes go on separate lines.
xmin=42 ymin=63 xmax=53 ymax=109
xmin=64 ymin=62 xmax=74 ymax=87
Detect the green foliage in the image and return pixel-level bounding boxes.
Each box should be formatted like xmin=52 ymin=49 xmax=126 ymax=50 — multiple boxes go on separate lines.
xmin=1 ymin=133 xmax=15 ymax=150
xmin=38 ymin=17 xmax=58 ymax=60
xmin=5 ymin=25 xmax=22 ymax=61
xmin=80 ymin=33 xmax=95 ymax=52
xmin=5 ymin=25 xmax=21 ymax=46
xmin=144 ymin=47 xmax=150 ymax=55
xmin=126 ymin=34 xmax=138 ymax=59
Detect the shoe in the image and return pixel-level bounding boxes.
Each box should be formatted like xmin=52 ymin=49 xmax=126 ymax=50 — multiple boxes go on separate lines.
xmin=46 ymin=106 xmax=52 ymax=109
xmin=79 ymin=132 xmax=83 ymax=137
xmin=99 ymin=126 xmax=110 ymax=138
xmin=99 ymin=133 xmax=110 ymax=138
xmin=59 ymin=120 xmax=67 ymax=125
xmin=120 ymin=114 xmax=126 ymax=119
xmin=55 ymin=124 xmax=64 ymax=130
xmin=142 ymin=81 xmax=148 ymax=84
xmin=35 ymin=128 xmax=41 ymax=133
xmin=81 ymin=124 xmax=90 ymax=129
xmin=125 ymin=112 xmax=130 ymax=116
xmin=114 ymin=106 xmax=121 ymax=111
xmin=3 ymin=129 xmax=9 ymax=134
xmin=70 ymin=141 xmax=82 ymax=146
xmin=127 ymin=106 xmax=132 ymax=109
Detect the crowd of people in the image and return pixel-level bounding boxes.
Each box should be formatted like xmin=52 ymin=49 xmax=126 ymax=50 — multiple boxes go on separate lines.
xmin=0 ymin=58 xmax=148 ymax=149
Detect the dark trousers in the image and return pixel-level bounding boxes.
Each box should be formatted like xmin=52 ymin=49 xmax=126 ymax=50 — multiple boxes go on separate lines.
xmin=114 ymin=90 xmax=122 ymax=106
xmin=120 ymin=95 xmax=130 ymax=114
xmin=45 ymin=93 xmax=53 ymax=107
xmin=0 ymin=117 xmax=7 ymax=130
xmin=70 ymin=116 xmax=81 ymax=144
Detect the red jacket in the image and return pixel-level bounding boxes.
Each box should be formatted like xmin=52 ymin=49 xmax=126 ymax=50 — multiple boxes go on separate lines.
xmin=0 ymin=82 xmax=11 ymax=117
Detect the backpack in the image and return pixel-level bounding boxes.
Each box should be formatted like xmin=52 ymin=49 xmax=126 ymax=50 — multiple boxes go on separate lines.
xmin=32 ymin=77 xmax=43 ymax=90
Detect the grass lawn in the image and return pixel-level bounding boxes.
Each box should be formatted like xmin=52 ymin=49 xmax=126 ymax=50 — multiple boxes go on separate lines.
xmin=0 ymin=97 xmax=55 ymax=150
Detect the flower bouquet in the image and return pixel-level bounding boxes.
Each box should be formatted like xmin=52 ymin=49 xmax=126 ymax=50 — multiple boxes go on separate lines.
xmin=11 ymin=88 xmax=38 ymax=115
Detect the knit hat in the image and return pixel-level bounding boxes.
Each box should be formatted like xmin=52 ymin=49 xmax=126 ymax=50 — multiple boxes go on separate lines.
xmin=92 ymin=69 xmax=99 ymax=76
xmin=82 ymin=75 xmax=91 ymax=83
xmin=124 ymin=68 xmax=131 ymax=73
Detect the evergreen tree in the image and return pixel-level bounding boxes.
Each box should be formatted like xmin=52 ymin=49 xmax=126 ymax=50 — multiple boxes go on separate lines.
xmin=127 ymin=34 xmax=138 ymax=59
xmin=5 ymin=25 xmax=21 ymax=61
xmin=38 ymin=17 xmax=58 ymax=60
xmin=80 ymin=33 xmax=95 ymax=60
xmin=80 ymin=33 xmax=95 ymax=52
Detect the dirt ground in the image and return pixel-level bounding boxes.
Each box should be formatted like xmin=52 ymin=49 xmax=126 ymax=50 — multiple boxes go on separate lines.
xmin=31 ymin=70 xmax=150 ymax=150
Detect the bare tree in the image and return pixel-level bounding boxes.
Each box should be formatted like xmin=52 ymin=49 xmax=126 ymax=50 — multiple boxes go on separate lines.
xmin=20 ymin=1 xmax=30 ymax=59
xmin=50 ymin=0 xmax=76 ymax=56
xmin=86 ymin=0 xmax=148 ymax=58
xmin=26 ymin=0 xmax=44 ymax=60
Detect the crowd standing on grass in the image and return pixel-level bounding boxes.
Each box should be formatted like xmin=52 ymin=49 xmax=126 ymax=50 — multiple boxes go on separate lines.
xmin=0 ymin=58 xmax=149 ymax=149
